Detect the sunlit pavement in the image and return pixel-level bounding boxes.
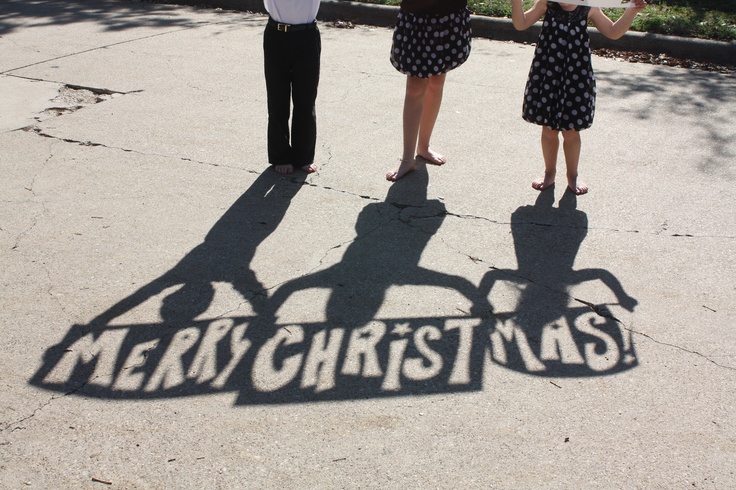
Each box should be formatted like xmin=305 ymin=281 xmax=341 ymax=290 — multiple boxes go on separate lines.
xmin=1 ymin=1 xmax=735 ymax=487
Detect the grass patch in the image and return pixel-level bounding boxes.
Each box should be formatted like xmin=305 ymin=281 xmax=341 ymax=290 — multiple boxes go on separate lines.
xmin=354 ymin=0 xmax=736 ymax=42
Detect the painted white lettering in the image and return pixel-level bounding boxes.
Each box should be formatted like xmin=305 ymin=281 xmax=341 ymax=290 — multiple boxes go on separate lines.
xmin=44 ymin=329 xmax=128 ymax=387
xmin=301 ymin=328 xmax=345 ymax=393
xmin=446 ymin=320 xmax=478 ymax=385
xmin=252 ymin=325 xmax=304 ymax=392
xmin=575 ymin=314 xmax=620 ymax=372
xmin=382 ymin=338 xmax=409 ymax=391
xmin=145 ymin=327 xmax=200 ymax=392
xmin=112 ymin=340 xmax=159 ymax=391
xmin=341 ymin=322 xmax=386 ymax=377
xmin=189 ymin=319 xmax=233 ymax=383
xmin=540 ymin=321 xmax=585 ymax=364
xmin=490 ymin=320 xmax=546 ymax=372
xmin=210 ymin=323 xmax=251 ymax=389
xmin=403 ymin=325 xmax=443 ymax=381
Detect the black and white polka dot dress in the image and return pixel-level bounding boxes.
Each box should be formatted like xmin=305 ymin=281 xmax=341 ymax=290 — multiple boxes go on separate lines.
xmin=390 ymin=7 xmax=471 ymax=79
xmin=523 ymin=3 xmax=595 ymax=131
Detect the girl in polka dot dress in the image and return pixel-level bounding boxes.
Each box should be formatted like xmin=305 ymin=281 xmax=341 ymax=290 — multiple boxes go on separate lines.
xmin=387 ymin=0 xmax=471 ymax=181
xmin=512 ymin=0 xmax=647 ymax=195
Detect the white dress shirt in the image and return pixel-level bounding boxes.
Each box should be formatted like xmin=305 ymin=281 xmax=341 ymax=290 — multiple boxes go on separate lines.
xmin=264 ymin=0 xmax=320 ymax=25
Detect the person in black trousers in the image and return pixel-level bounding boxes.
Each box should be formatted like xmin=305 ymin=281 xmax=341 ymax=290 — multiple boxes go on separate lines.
xmin=263 ymin=0 xmax=321 ymax=174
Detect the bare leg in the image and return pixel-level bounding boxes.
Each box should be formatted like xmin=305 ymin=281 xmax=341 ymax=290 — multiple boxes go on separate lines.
xmin=416 ymin=73 xmax=447 ymax=165
xmin=532 ymin=126 xmax=558 ymax=191
xmin=562 ymin=130 xmax=587 ymax=195
xmin=387 ymin=76 xmax=428 ymax=181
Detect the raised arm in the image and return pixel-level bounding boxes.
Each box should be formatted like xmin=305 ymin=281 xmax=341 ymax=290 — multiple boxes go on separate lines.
xmin=511 ymin=0 xmax=548 ymax=31
xmin=588 ymin=0 xmax=647 ymax=40
xmin=574 ymin=268 xmax=638 ymax=312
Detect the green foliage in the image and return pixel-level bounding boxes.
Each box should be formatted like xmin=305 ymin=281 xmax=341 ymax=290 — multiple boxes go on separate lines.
xmin=620 ymin=2 xmax=736 ymax=41
xmin=356 ymin=0 xmax=736 ymax=41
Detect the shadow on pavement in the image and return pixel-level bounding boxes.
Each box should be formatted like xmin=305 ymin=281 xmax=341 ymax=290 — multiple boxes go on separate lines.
xmin=597 ymin=66 xmax=736 ymax=177
xmin=480 ymin=188 xmax=638 ymax=377
xmin=31 ymin=163 xmax=638 ymax=404
xmin=0 ymin=0 xmax=260 ymax=36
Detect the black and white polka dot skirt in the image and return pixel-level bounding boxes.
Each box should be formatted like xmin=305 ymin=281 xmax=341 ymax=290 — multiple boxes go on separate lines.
xmin=522 ymin=4 xmax=596 ymax=131
xmin=390 ymin=7 xmax=471 ymax=78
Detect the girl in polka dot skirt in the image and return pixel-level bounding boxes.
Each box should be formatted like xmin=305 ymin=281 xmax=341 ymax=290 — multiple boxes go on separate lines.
xmin=512 ymin=0 xmax=647 ymax=195
xmin=386 ymin=0 xmax=471 ymax=181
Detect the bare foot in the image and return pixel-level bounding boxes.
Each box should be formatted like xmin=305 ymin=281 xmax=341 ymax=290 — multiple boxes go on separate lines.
xmin=567 ymin=175 xmax=588 ymax=195
xmin=386 ymin=158 xmax=415 ymax=182
xmin=274 ymin=164 xmax=293 ymax=175
xmin=301 ymin=163 xmax=317 ymax=174
xmin=532 ymin=171 xmax=555 ymax=191
xmin=568 ymin=183 xmax=588 ymax=195
xmin=416 ymin=147 xmax=446 ymax=166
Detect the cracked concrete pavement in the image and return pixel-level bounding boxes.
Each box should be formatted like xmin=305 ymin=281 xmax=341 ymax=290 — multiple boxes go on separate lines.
xmin=1 ymin=0 xmax=735 ymax=488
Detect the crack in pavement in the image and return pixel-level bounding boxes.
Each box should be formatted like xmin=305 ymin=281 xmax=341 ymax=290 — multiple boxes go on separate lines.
xmin=6 ymin=77 xmax=133 ymax=97
xmin=13 ymin=127 xmax=731 ymax=315
xmin=7 ymin=77 xmax=732 ymax=426
xmin=20 ymin=126 xmax=236 ymax=171
xmin=15 ymin=82 xmax=730 ymax=242
xmin=9 ymin=200 xmax=47 ymax=251
xmin=4 ymin=201 xmax=732 ymax=431
xmin=423 ymin=216 xmax=735 ymax=372
xmin=1 ymin=342 xmax=160 ymax=433
xmin=18 ymin=126 xmax=386 ymax=211
xmin=1 ymin=392 xmax=65 ymax=433
xmin=0 ymin=78 xmax=139 ymax=133
xmin=395 ymin=204 xmax=735 ymax=240
xmin=0 ymin=20 xmax=239 ymax=76
xmin=624 ymin=322 xmax=736 ymax=372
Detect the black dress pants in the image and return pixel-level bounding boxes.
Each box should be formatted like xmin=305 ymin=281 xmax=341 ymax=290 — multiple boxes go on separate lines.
xmin=263 ymin=21 xmax=321 ymax=168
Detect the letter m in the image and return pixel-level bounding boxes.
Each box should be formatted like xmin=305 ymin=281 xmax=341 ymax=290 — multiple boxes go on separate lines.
xmin=35 ymin=325 xmax=127 ymax=389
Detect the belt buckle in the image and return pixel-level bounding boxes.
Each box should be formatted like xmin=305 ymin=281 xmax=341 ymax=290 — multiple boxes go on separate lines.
xmin=277 ymin=22 xmax=289 ymax=32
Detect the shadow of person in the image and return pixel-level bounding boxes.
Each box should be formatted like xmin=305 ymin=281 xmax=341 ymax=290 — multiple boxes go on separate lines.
xmin=268 ymin=164 xmax=484 ymax=327
xmin=94 ymin=169 xmax=306 ymax=326
xmin=32 ymin=169 xmax=308 ymax=395
xmin=479 ymin=188 xmax=638 ymax=377
xmin=235 ymin=164 xmax=492 ymax=404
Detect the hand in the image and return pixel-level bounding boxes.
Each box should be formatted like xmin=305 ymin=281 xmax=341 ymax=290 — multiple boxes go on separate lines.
xmin=631 ymin=0 xmax=647 ymax=14
xmin=620 ymin=295 xmax=638 ymax=312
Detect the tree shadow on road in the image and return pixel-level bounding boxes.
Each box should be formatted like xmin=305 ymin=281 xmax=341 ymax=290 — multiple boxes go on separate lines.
xmin=596 ymin=65 xmax=736 ymax=179
xmin=0 ymin=0 xmax=262 ymax=36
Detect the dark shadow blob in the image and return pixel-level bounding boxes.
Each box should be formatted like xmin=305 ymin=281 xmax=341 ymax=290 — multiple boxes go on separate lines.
xmin=479 ymin=188 xmax=638 ymax=377
xmin=0 ymin=0 xmax=263 ymax=37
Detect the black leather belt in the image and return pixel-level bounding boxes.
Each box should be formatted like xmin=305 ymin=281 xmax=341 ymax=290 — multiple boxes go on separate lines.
xmin=267 ymin=17 xmax=317 ymax=33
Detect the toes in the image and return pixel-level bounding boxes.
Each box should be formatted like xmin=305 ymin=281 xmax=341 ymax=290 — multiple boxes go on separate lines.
xmin=387 ymin=159 xmax=415 ymax=182
xmin=418 ymin=153 xmax=446 ymax=166
xmin=532 ymin=180 xmax=553 ymax=191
